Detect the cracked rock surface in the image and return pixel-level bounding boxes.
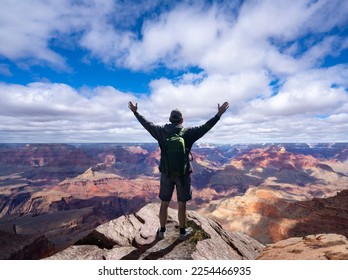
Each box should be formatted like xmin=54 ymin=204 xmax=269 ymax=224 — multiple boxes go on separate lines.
xmin=45 ymin=203 xmax=264 ymax=260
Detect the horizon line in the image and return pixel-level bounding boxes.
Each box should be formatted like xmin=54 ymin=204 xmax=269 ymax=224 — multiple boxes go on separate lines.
xmin=1 ymin=142 xmax=347 ymax=145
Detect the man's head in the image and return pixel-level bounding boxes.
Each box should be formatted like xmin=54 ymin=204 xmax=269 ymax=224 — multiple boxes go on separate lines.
xmin=169 ymin=109 xmax=183 ymax=124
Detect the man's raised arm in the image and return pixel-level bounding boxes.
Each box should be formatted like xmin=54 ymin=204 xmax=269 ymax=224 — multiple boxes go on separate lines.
xmin=128 ymin=101 xmax=138 ymax=113
xmin=217 ymin=102 xmax=229 ymax=117
xmin=128 ymin=101 xmax=161 ymax=141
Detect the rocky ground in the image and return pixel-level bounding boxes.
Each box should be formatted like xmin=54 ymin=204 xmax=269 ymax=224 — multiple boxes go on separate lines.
xmin=258 ymin=234 xmax=348 ymax=260
xmin=3 ymin=203 xmax=348 ymax=260
xmin=45 ymin=203 xmax=264 ymax=260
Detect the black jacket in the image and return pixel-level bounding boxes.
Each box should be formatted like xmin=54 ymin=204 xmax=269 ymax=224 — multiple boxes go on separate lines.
xmin=134 ymin=111 xmax=221 ymax=173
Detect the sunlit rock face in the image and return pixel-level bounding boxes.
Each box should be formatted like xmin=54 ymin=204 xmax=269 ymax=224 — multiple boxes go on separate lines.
xmin=258 ymin=234 xmax=348 ymax=260
xmin=199 ymin=188 xmax=348 ymax=244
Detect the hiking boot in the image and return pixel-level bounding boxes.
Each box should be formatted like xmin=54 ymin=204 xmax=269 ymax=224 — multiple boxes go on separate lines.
xmin=157 ymin=229 xmax=165 ymax=240
xmin=179 ymin=227 xmax=193 ymax=240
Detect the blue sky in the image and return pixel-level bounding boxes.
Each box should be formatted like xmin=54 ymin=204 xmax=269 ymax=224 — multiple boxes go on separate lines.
xmin=0 ymin=0 xmax=348 ymax=143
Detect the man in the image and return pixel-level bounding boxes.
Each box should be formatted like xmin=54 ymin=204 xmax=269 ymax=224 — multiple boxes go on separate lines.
xmin=128 ymin=101 xmax=229 ymax=240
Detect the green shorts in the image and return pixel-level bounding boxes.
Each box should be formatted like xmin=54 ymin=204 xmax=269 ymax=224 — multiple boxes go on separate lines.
xmin=159 ymin=173 xmax=192 ymax=202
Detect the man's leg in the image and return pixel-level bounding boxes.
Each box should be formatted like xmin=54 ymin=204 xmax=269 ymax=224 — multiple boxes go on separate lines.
xmin=157 ymin=200 xmax=169 ymax=239
xmin=178 ymin=200 xmax=193 ymax=239
xmin=178 ymin=201 xmax=187 ymax=229
xmin=175 ymin=175 xmax=191 ymax=229
xmin=159 ymin=200 xmax=170 ymax=228
xmin=175 ymin=175 xmax=193 ymax=240
xmin=158 ymin=173 xmax=174 ymax=238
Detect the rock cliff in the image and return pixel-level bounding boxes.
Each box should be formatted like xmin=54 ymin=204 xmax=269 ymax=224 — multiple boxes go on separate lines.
xmin=45 ymin=203 xmax=264 ymax=260
xmin=258 ymin=234 xmax=348 ymax=260
xmin=4 ymin=203 xmax=348 ymax=260
xmin=0 ymin=230 xmax=55 ymax=260
xmin=199 ymin=188 xmax=348 ymax=244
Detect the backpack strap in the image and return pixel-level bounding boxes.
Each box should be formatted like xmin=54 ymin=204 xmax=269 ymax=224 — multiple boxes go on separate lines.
xmin=178 ymin=128 xmax=186 ymax=137
xmin=177 ymin=128 xmax=193 ymax=161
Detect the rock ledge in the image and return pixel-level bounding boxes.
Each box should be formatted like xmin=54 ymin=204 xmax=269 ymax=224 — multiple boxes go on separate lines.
xmin=46 ymin=203 xmax=264 ymax=260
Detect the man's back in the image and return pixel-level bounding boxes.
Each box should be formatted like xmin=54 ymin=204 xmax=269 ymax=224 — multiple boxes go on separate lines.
xmin=162 ymin=128 xmax=188 ymax=176
xmin=133 ymin=113 xmax=221 ymax=152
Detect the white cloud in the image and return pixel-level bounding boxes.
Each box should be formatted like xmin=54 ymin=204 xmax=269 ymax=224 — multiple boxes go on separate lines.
xmin=247 ymin=86 xmax=347 ymax=117
xmin=0 ymin=0 xmax=73 ymax=68
xmin=0 ymin=77 xmax=347 ymax=143
xmin=238 ymin=65 xmax=348 ymax=119
xmin=122 ymin=0 xmax=348 ymax=75
xmin=149 ymin=70 xmax=271 ymax=119
xmin=0 ymin=82 xmax=139 ymax=142
xmin=1 ymin=0 xmax=347 ymax=73
xmin=125 ymin=4 xmax=228 ymax=70
xmin=299 ymin=35 xmax=348 ymax=67
xmin=0 ymin=0 xmax=348 ymax=143
xmin=327 ymin=113 xmax=348 ymax=123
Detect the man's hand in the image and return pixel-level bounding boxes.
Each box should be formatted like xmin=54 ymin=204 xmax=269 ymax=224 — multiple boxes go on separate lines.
xmin=217 ymin=102 xmax=229 ymax=117
xmin=128 ymin=101 xmax=138 ymax=113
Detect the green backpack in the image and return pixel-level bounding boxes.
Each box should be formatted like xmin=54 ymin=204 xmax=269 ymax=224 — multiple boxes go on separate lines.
xmin=162 ymin=128 xmax=189 ymax=176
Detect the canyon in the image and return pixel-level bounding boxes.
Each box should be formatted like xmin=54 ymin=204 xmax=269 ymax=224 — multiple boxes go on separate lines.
xmin=0 ymin=142 xmax=347 ymax=259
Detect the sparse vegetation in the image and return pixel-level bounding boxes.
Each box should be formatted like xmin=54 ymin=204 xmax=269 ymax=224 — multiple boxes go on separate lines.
xmin=187 ymin=220 xmax=210 ymax=244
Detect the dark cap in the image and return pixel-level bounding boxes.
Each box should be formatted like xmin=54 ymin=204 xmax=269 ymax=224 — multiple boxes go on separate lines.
xmin=169 ymin=109 xmax=183 ymax=123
